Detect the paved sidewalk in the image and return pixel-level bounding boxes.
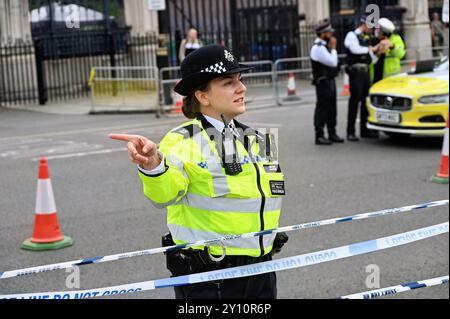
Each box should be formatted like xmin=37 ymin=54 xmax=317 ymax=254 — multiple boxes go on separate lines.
xmin=3 ymin=98 xmax=94 ymax=115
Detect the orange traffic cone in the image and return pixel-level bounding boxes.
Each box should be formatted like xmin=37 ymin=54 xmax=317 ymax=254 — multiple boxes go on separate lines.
xmin=341 ymin=72 xmax=350 ymax=96
xmin=171 ymin=85 xmax=183 ymax=114
xmin=283 ymin=72 xmax=301 ymax=102
xmin=431 ymin=115 xmax=449 ymax=184
xmin=22 ymin=158 xmax=73 ymax=251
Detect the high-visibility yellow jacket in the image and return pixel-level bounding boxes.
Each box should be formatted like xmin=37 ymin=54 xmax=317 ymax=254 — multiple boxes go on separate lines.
xmin=370 ymin=33 xmax=406 ymax=82
xmin=138 ymin=115 xmax=284 ymax=257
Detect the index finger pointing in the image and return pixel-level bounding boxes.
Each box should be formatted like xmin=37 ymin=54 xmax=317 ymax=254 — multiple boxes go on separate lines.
xmin=109 ymin=133 xmax=137 ymax=142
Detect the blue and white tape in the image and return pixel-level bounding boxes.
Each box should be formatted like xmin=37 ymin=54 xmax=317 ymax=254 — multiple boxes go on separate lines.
xmin=1 ymin=221 xmax=447 ymax=299
xmin=338 ymin=275 xmax=449 ymax=299
xmin=1 ymin=199 xmax=447 ymax=280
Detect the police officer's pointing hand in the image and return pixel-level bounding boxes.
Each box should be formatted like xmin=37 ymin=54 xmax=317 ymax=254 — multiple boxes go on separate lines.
xmin=109 ymin=133 xmax=161 ymax=170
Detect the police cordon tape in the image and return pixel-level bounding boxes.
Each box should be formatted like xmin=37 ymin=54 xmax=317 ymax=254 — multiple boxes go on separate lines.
xmin=338 ymin=275 xmax=449 ymax=299
xmin=1 ymin=222 xmax=448 ymax=299
xmin=1 ymin=199 xmax=448 ymax=280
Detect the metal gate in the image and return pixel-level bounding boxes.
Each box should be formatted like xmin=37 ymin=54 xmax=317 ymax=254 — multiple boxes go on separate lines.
xmin=159 ymin=0 xmax=300 ymax=66
xmin=26 ymin=0 xmax=158 ymax=105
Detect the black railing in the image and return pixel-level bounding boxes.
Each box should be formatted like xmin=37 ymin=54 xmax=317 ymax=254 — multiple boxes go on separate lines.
xmin=160 ymin=0 xmax=300 ymax=66
xmin=35 ymin=28 xmax=130 ymax=59
xmin=1 ymin=32 xmax=158 ymax=106
xmin=0 ymin=43 xmax=39 ymax=106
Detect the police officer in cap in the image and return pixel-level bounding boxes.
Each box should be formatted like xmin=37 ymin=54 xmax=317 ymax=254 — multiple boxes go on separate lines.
xmin=344 ymin=16 xmax=382 ymax=141
xmin=310 ymin=21 xmax=344 ymax=145
xmin=371 ymin=17 xmax=406 ymax=84
xmin=110 ymin=44 xmax=288 ymax=299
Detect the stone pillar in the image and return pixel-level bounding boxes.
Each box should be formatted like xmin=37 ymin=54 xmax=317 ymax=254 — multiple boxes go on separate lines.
xmin=0 ymin=0 xmax=32 ymax=45
xmin=124 ymin=0 xmax=159 ymax=36
xmin=400 ymin=0 xmax=433 ymax=59
xmin=298 ymin=0 xmax=330 ymax=58
xmin=443 ymin=0 xmax=449 ymax=23
xmin=122 ymin=0 xmax=160 ymax=69
xmin=298 ymin=0 xmax=330 ymax=25
xmin=0 ymin=0 xmax=36 ymax=106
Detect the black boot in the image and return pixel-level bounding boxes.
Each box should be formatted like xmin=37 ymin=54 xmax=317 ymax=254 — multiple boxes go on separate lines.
xmin=329 ymin=134 xmax=345 ymax=143
xmin=347 ymin=134 xmax=360 ymax=142
xmin=316 ymin=137 xmax=333 ymax=145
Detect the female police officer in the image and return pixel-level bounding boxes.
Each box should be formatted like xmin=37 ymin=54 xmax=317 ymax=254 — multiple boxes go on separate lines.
xmin=110 ymin=44 xmax=287 ymax=299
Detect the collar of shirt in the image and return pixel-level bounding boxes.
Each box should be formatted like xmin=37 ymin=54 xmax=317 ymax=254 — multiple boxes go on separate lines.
xmin=314 ymin=38 xmax=327 ymax=45
xmin=203 ymin=114 xmax=241 ymax=138
xmin=203 ymin=114 xmax=236 ymax=133
xmin=354 ymin=28 xmax=363 ymax=36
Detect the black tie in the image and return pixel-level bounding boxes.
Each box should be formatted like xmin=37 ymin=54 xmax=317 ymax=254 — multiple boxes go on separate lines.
xmin=227 ymin=122 xmax=240 ymax=138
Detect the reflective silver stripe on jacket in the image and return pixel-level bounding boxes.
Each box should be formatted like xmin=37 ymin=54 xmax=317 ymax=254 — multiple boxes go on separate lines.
xmin=150 ymin=190 xmax=186 ymax=209
xmin=192 ymin=130 xmax=230 ymax=196
xmin=181 ymin=192 xmax=282 ymax=213
xmin=168 ymin=224 xmax=276 ymax=249
xmin=167 ymin=154 xmax=189 ymax=180
xmin=149 ymin=154 xmax=188 ymax=209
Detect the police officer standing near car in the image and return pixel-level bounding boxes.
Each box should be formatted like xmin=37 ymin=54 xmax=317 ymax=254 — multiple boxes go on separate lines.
xmin=344 ymin=16 xmax=383 ymax=141
xmin=310 ymin=21 xmax=344 ymax=145
xmin=371 ymin=17 xmax=406 ymax=84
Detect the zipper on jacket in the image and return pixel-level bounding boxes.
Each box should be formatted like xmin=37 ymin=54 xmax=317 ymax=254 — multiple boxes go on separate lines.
xmin=252 ymin=161 xmax=266 ymax=257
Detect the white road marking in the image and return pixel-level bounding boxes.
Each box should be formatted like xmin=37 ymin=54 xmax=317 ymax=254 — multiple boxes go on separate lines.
xmin=31 ymin=147 xmax=127 ymax=161
xmin=0 ymin=138 xmax=106 ymax=160
xmin=0 ymin=120 xmax=181 ymax=142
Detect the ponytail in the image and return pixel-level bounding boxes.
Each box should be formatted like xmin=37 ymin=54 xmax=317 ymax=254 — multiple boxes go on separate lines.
xmin=182 ymin=95 xmax=201 ymax=119
xmin=180 ymin=83 xmax=209 ymax=119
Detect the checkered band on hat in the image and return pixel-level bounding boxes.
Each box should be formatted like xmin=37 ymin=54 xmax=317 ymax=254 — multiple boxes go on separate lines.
xmin=174 ymin=44 xmax=252 ymax=95
xmin=201 ymin=62 xmax=227 ymax=74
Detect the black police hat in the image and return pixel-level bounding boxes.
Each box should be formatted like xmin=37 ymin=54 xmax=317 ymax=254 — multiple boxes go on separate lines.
xmin=315 ymin=21 xmax=335 ymax=34
xmin=174 ymin=44 xmax=252 ymax=96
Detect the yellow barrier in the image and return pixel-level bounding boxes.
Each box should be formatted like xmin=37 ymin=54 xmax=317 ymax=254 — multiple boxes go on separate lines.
xmin=89 ymin=67 xmax=159 ymax=112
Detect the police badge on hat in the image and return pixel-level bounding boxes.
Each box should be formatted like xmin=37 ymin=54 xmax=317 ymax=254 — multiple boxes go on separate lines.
xmin=174 ymin=44 xmax=252 ymax=96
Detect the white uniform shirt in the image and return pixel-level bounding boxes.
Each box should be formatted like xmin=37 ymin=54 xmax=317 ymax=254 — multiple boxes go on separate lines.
xmin=310 ymin=38 xmax=338 ymax=68
xmin=344 ymin=28 xmax=378 ymax=64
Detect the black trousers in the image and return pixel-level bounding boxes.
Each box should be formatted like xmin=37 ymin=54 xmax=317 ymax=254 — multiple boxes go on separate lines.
xmin=347 ymin=68 xmax=371 ymax=135
xmin=314 ymin=78 xmax=337 ymax=139
xmin=174 ymin=272 xmax=277 ymax=299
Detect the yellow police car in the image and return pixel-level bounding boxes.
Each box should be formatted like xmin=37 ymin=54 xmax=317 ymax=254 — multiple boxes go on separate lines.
xmin=367 ymin=56 xmax=449 ymax=138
